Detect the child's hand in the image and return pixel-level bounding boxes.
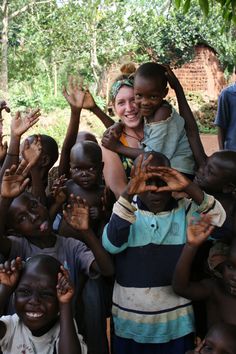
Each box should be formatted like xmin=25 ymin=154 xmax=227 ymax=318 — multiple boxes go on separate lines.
xmin=192 ymin=339 xmax=205 ymax=353
xmin=187 ymin=215 xmax=214 ymax=247
xmin=57 ymin=266 xmax=74 ymax=304
xmin=162 ymin=64 xmax=181 ymax=90
xmin=0 ymin=257 xmax=22 ymax=288
xmin=22 ymin=135 xmax=42 ymax=168
xmin=89 ymin=206 xmax=101 ymax=220
xmin=126 ymin=154 xmax=160 ymax=196
xmin=148 ymin=166 xmax=190 ymax=192
xmin=11 ymin=109 xmax=41 ymax=138
xmin=1 ymin=160 xmax=30 ymax=198
xmin=82 ymin=90 xmax=96 ymax=110
xmin=63 ymin=76 xmax=85 ymax=110
xmin=51 ymin=175 xmax=67 ymax=206
xmin=0 ymin=133 xmax=8 ymax=162
xmin=0 ymin=100 xmax=10 ymax=117
xmin=63 ymin=195 xmax=89 ymax=231
xmin=101 ymin=122 xmax=124 ymax=151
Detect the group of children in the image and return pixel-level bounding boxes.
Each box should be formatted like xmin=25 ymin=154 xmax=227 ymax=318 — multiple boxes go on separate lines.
xmin=0 ymin=62 xmax=235 ymax=354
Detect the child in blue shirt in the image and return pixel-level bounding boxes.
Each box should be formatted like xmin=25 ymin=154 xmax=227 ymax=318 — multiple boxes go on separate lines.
xmin=102 ymin=152 xmax=225 ymax=354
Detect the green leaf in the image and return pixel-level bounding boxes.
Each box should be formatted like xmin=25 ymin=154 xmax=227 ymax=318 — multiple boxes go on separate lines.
xmin=174 ymin=0 xmax=182 ymax=8
xmin=183 ymin=0 xmax=190 ymax=13
xmin=199 ymin=0 xmax=209 ymax=16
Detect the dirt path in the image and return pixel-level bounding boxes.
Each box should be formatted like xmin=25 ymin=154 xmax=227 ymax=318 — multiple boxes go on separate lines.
xmin=200 ymin=134 xmax=218 ymax=156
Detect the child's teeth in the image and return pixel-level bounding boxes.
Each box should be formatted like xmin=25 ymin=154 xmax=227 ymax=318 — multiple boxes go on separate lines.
xmin=26 ymin=312 xmax=43 ymax=318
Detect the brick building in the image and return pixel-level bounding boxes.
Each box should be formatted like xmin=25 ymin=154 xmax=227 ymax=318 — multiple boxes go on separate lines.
xmin=171 ymin=44 xmax=226 ymax=99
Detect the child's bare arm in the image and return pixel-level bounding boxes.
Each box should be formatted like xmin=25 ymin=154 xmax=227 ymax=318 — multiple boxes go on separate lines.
xmin=172 ymin=215 xmax=214 ymax=300
xmin=164 ymin=65 xmax=207 ymax=168
xmin=0 ymin=133 xmax=8 ymax=166
xmin=0 ymin=109 xmax=41 ymax=182
xmin=216 ymin=125 xmax=225 ymax=150
xmin=0 ymin=101 xmax=10 ymax=167
xmin=57 ymin=266 xmax=81 ymax=354
xmin=63 ymin=195 xmax=114 ymax=276
xmin=0 ymin=257 xmax=22 ymax=339
xmin=82 ymin=90 xmax=115 ymax=128
xmin=58 ymin=77 xmax=85 ymax=178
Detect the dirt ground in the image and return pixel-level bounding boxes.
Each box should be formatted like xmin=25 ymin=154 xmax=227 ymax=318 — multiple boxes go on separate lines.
xmin=200 ymin=134 xmax=218 ymax=156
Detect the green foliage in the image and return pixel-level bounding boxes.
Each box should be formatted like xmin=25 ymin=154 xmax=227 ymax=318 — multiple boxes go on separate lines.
xmin=173 ymin=0 xmax=236 ymax=24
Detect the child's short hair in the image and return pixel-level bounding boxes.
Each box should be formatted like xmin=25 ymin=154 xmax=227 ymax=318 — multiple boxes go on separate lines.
xmin=76 ymin=131 xmax=98 ymax=144
xmin=22 ymin=254 xmax=62 ymax=277
xmin=142 ymin=151 xmax=170 ymax=167
xmin=71 ymin=141 xmax=102 ymax=165
xmin=135 ymin=62 xmax=167 ymax=91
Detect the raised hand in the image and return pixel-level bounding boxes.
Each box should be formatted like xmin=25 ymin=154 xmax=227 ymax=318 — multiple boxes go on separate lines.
xmin=11 ymin=109 xmax=41 ymax=138
xmin=148 ymin=166 xmax=190 ymax=192
xmin=51 ymin=175 xmax=67 ymax=206
xmin=126 ymin=154 xmax=160 ymax=196
xmin=0 ymin=133 xmax=8 ymax=162
xmin=187 ymin=214 xmax=214 ymax=247
xmin=63 ymin=195 xmax=89 ymax=231
xmin=22 ymin=135 xmax=42 ymax=167
xmin=1 ymin=160 xmax=30 ymax=198
xmin=57 ymin=266 xmax=74 ymax=304
xmin=0 ymin=100 xmax=10 ymax=117
xmin=0 ymin=257 xmax=22 ymax=288
xmin=63 ymin=76 xmax=85 ymax=110
xmin=82 ymin=90 xmax=96 ymax=110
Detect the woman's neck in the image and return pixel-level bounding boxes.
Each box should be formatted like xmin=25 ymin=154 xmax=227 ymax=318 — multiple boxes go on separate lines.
xmin=123 ymin=125 xmax=144 ymax=147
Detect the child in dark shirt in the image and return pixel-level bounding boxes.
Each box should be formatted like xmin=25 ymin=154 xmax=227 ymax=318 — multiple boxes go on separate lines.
xmin=0 ymin=254 xmax=84 ymax=354
xmin=0 ymin=160 xmax=113 ymax=290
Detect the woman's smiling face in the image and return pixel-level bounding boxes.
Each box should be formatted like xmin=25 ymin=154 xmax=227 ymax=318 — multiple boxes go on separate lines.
xmin=114 ymin=86 xmax=142 ymax=129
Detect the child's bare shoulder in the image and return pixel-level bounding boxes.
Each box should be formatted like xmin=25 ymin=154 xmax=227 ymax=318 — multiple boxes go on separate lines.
xmin=153 ymin=105 xmax=172 ymax=122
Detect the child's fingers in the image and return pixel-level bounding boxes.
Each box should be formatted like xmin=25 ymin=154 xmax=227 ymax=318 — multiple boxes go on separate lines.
xmin=16 ymin=160 xmax=30 ymax=177
xmin=156 ymin=185 xmax=172 ymax=192
xmin=134 ymin=154 xmax=144 ymax=174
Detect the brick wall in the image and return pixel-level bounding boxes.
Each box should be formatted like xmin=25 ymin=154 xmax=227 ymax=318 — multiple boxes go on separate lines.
xmin=170 ymin=45 xmax=226 ymax=99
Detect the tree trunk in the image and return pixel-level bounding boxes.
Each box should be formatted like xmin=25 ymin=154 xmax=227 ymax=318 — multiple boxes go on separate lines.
xmin=90 ymin=21 xmax=102 ymax=94
xmin=53 ymin=62 xmax=58 ymax=97
xmin=0 ymin=0 xmax=9 ymax=98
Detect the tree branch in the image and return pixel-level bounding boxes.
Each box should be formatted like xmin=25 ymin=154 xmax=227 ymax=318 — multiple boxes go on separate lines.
xmin=9 ymin=0 xmax=53 ymax=19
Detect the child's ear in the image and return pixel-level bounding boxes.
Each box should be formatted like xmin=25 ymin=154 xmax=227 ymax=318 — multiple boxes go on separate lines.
xmin=222 ymin=183 xmax=236 ymax=194
xmin=162 ymin=87 xmax=168 ymax=98
xmin=41 ymin=154 xmax=51 ymax=167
